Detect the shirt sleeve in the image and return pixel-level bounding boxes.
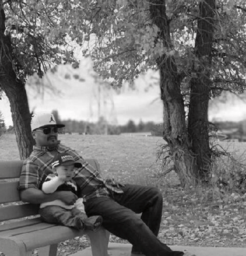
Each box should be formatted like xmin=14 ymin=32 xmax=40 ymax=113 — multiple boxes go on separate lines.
xmin=42 ymin=175 xmax=64 ymax=194
xmin=18 ymin=159 xmax=39 ymax=190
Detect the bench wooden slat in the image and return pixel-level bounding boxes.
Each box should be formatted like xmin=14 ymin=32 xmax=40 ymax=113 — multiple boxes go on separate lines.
xmin=0 ymin=161 xmax=22 ymax=179
xmin=0 ymin=204 xmax=39 ymax=222
xmin=2 ymin=225 xmax=86 ymax=252
xmin=0 ymin=217 xmax=42 ymax=232
xmin=0 ymin=181 xmax=20 ymax=203
xmin=0 ymin=221 xmax=57 ymax=237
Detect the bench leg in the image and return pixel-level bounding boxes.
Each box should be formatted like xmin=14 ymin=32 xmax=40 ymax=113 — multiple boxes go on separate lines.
xmin=38 ymin=244 xmax=58 ymax=256
xmin=86 ymin=228 xmax=110 ymax=256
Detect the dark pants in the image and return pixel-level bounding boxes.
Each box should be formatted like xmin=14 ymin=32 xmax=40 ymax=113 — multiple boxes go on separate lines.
xmin=84 ymin=184 xmax=173 ymax=256
xmin=39 ymin=206 xmax=86 ymax=230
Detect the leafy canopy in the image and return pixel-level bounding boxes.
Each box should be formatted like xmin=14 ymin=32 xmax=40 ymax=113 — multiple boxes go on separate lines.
xmin=4 ymin=0 xmax=246 ymax=96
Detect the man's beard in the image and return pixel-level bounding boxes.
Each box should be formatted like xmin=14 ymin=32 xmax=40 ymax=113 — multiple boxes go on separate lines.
xmin=46 ymin=136 xmax=60 ymax=150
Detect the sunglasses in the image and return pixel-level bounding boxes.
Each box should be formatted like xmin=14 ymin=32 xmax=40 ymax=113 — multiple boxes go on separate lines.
xmin=36 ymin=127 xmax=58 ymax=135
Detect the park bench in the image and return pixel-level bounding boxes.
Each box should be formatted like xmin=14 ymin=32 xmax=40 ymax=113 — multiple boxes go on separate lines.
xmin=0 ymin=159 xmax=111 ymax=256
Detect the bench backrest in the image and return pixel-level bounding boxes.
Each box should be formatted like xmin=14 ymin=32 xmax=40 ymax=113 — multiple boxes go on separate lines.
xmin=0 ymin=159 xmax=100 ymax=222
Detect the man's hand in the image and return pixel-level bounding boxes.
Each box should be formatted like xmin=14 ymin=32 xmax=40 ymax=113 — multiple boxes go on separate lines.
xmin=55 ymin=191 xmax=78 ymax=205
xmin=105 ymin=178 xmax=124 ymax=188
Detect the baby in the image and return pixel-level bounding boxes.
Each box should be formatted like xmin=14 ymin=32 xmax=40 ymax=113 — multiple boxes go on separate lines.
xmin=39 ymin=152 xmax=102 ymax=230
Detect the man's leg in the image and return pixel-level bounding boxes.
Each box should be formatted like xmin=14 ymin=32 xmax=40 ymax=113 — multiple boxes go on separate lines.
xmin=111 ymin=184 xmax=164 ymax=254
xmin=85 ymin=187 xmax=183 ymax=256
xmin=114 ymin=185 xmax=163 ymax=234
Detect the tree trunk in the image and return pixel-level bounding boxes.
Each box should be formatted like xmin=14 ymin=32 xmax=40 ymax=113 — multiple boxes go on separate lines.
xmin=188 ymin=77 xmax=211 ymax=181
xmin=150 ymin=0 xmax=197 ymax=186
xmin=159 ymin=56 xmax=197 ymax=186
xmin=0 ymin=4 xmax=34 ymax=159
xmin=188 ymin=0 xmax=215 ymax=182
xmin=1 ymin=80 xmax=33 ymax=159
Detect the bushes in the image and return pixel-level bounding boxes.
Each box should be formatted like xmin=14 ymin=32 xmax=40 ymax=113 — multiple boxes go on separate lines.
xmin=210 ymin=153 xmax=246 ymax=194
xmin=157 ymin=141 xmax=246 ymax=203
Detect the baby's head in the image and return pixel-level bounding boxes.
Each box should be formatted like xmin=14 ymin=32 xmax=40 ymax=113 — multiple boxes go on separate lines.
xmin=51 ymin=153 xmax=82 ymax=181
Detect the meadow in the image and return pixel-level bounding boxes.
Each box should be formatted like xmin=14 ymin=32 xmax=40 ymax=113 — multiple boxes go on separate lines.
xmin=0 ymin=133 xmax=166 ymax=185
xmin=1 ymin=133 xmax=246 ymax=255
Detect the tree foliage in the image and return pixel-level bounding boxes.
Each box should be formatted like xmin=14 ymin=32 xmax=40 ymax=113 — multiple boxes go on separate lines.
xmin=3 ymin=0 xmax=79 ymax=84
xmin=45 ymin=0 xmax=246 ymax=94
xmin=6 ymin=0 xmax=246 ymax=106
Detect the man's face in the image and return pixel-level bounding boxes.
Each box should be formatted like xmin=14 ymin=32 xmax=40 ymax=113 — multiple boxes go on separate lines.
xmin=33 ymin=126 xmax=59 ymax=147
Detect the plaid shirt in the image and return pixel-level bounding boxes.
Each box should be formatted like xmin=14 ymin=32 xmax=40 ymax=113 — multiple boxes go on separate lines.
xmin=19 ymin=144 xmax=124 ymax=202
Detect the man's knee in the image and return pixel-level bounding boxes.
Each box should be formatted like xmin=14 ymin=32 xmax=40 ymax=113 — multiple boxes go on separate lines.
xmin=124 ymin=214 xmax=145 ymax=230
xmin=149 ymin=187 xmax=163 ymax=202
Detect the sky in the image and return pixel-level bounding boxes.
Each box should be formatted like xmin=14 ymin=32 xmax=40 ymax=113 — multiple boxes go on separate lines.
xmin=1 ymin=59 xmax=246 ymax=129
xmin=209 ymin=95 xmax=246 ymax=123
xmin=0 ymin=62 xmax=163 ymax=128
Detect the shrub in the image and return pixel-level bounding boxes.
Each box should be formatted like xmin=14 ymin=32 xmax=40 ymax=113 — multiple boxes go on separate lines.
xmin=157 ymin=141 xmax=246 ymax=198
xmin=210 ymin=153 xmax=246 ymax=194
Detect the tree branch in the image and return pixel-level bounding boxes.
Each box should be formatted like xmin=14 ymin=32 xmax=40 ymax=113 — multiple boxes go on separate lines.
xmin=235 ymin=5 xmax=246 ymax=12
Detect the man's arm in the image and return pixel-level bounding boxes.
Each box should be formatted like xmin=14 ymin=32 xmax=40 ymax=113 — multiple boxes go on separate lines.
xmin=20 ymin=188 xmax=78 ymax=205
xmin=19 ymin=159 xmax=76 ymax=204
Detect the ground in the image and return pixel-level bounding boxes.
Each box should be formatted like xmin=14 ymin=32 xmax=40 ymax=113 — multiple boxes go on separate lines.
xmin=1 ymin=134 xmax=246 ymax=256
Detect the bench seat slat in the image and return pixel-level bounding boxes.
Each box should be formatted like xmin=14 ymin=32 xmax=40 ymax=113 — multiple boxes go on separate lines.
xmin=0 ymin=221 xmax=57 ymax=237
xmin=0 ymin=161 xmax=22 ymax=179
xmin=0 ymin=181 xmax=20 ymax=203
xmin=0 ymin=218 xmax=42 ymax=232
xmin=0 ymin=224 xmax=86 ymax=252
xmin=0 ymin=204 xmax=39 ymax=222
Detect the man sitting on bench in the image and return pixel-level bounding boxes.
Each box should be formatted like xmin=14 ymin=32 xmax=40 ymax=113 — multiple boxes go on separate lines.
xmin=19 ymin=112 xmax=184 ymax=256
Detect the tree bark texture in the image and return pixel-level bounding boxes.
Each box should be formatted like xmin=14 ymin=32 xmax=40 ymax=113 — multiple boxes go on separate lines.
xmin=188 ymin=0 xmax=215 ymax=181
xmin=0 ymin=4 xmax=34 ymax=159
xmin=150 ymin=0 xmax=196 ymax=186
xmin=158 ymin=55 xmax=196 ymax=186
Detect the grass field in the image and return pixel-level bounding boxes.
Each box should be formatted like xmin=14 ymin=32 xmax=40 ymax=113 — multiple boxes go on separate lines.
xmin=0 ymin=133 xmax=168 ymax=186
xmin=1 ymin=133 xmax=246 ymax=254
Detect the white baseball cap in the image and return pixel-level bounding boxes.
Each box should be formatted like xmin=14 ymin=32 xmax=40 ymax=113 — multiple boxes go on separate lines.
xmin=31 ymin=113 xmax=65 ymax=131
